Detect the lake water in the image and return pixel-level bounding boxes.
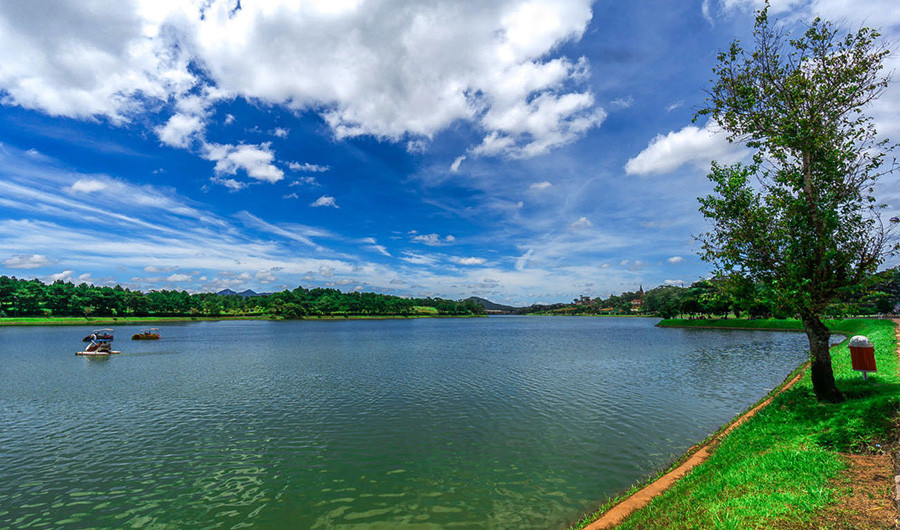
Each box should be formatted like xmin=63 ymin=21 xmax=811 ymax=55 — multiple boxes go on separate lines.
xmin=0 ymin=316 xmax=809 ymax=528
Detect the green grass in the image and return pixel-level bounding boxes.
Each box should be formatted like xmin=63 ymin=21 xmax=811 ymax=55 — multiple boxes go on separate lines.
xmin=576 ymin=318 xmax=899 ymax=529
xmin=657 ymin=317 xmax=810 ymax=331
xmin=0 ymin=312 xmax=483 ymax=326
xmin=0 ymin=316 xmax=263 ymax=326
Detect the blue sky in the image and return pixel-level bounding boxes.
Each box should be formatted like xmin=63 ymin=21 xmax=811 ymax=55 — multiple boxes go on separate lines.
xmin=1 ymin=0 xmax=899 ymax=305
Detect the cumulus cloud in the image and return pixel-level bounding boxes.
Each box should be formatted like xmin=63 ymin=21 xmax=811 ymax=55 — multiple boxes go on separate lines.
xmin=0 ymin=2 xmax=194 ymax=122
xmin=166 ymin=273 xmax=192 ymax=282
xmin=46 ymin=270 xmax=75 ymax=282
xmin=204 ymin=142 xmax=285 ymax=184
xmin=667 ymin=256 xmax=684 ymax=264
xmin=625 ymin=120 xmax=747 ymax=176
xmin=3 ymin=254 xmax=54 ymax=269
xmin=0 ymin=0 xmax=601 ymax=159
xmin=310 ymin=195 xmax=338 ymax=208
xmin=157 ymin=113 xmax=204 ymax=148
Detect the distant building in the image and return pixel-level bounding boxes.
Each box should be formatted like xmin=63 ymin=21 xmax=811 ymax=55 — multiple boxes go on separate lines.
xmin=631 ymin=285 xmax=644 ymax=310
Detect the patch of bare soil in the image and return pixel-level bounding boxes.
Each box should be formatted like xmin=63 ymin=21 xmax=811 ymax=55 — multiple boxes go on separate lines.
xmin=805 ymin=452 xmax=896 ymax=530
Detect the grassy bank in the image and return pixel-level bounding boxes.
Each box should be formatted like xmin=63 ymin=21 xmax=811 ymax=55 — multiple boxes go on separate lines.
xmin=577 ymin=318 xmax=899 ymax=529
xmin=0 ymin=312 xmax=482 ymax=326
xmin=657 ymin=317 xmax=813 ymax=331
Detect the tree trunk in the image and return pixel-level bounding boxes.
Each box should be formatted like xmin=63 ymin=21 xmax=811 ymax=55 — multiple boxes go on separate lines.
xmin=799 ymin=311 xmax=844 ymax=402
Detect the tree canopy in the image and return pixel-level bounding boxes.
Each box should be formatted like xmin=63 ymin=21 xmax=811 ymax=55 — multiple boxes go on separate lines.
xmin=696 ymin=7 xmax=895 ymax=401
xmin=0 ymin=276 xmax=484 ymax=319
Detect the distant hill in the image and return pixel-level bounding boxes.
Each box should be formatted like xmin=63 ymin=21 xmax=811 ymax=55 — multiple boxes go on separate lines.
xmin=466 ymin=296 xmax=518 ymax=313
xmin=217 ymin=289 xmax=267 ymax=298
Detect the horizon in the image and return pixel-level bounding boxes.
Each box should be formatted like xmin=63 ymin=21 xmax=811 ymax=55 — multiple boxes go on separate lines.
xmin=1 ymin=0 xmax=898 ymax=306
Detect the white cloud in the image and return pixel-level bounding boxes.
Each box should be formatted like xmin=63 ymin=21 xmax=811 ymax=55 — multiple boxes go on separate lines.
xmin=46 ymin=270 xmax=75 ymax=283
xmin=400 ymin=252 xmax=438 ymax=266
xmin=3 ymin=254 xmax=53 ymax=269
xmin=204 ymin=142 xmax=285 ymax=184
xmin=359 ymin=237 xmax=391 ymax=256
xmin=450 ymin=155 xmax=466 ymax=173
xmin=66 ymin=179 xmax=108 ymax=194
xmin=452 ymin=256 xmax=487 ymax=265
xmin=625 ymin=120 xmax=746 ymax=176
xmin=664 ymin=279 xmax=685 ymax=286
xmin=288 ymin=162 xmax=329 ymax=173
xmin=167 ymin=273 xmax=192 ymax=282
xmin=610 ymin=96 xmax=633 ymax=109
xmin=528 ymin=181 xmax=552 ymax=191
xmin=567 ymin=216 xmax=593 ymax=230
xmin=0 ymin=2 xmax=194 ymax=123
xmin=211 ymin=176 xmax=247 ymax=191
xmin=310 ymin=195 xmax=338 ymax=208
xmin=256 ymin=269 xmax=277 ymax=283
xmin=412 ymin=233 xmax=455 ymax=246
xmin=667 ymin=256 xmax=684 ymax=264
xmin=144 ymin=265 xmax=177 ymax=273
xmin=473 ymin=91 xmax=607 ymax=158
xmin=515 ymin=248 xmax=535 ymax=271
xmin=283 ymin=192 xmax=299 ymax=199
xmin=157 ymin=113 xmax=204 ymax=148
xmin=0 ymin=0 xmax=600 ymax=158
xmin=272 ymin=127 xmax=289 ymax=138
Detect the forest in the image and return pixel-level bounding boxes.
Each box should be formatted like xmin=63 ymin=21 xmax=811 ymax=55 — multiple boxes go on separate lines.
xmin=0 ymin=276 xmax=485 ymax=319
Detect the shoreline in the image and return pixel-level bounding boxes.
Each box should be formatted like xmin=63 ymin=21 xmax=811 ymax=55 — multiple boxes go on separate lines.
xmin=573 ymin=317 xmax=894 ymax=529
xmin=0 ymin=314 xmax=484 ymax=326
xmin=580 ymin=362 xmax=809 ymax=529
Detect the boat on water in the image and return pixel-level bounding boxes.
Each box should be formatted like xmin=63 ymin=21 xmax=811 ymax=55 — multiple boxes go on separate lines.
xmin=76 ymin=329 xmax=120 ymax=356
xmin=82 ymin=330 xmax=113 ymax=342
xmin=131 ymin=328 xmax=161 ymax=340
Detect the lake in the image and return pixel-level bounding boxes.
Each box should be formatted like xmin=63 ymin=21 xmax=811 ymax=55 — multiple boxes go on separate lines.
xmin=0 ymin=316 xmax=809 ymax=528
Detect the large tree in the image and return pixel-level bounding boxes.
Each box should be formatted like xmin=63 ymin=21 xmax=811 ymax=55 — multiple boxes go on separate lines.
xmin=696 ymin=7 xmax=896 ymax=402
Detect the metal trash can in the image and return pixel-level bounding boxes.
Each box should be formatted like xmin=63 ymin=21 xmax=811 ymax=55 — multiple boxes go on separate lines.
xmin=848 ymin=335 xmax=876 ymax=380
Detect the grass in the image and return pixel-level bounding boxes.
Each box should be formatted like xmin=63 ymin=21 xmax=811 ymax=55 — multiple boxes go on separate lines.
xmin=0 ymin=316 xmax=258 ymax=326
xmin=0 ymin=312 xmax=482 ymax=326
xmin=575 ymin=318 xmax=899 ymax=529
xmin=657 ymin=317 xmax=811 ymax=331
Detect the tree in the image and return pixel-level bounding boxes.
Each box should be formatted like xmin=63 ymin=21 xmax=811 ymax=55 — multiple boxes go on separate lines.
xmin=696 ymin=7 xmax=895 ymax=402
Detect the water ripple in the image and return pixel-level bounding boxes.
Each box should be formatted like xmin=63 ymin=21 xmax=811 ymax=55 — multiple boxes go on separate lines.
xmin=0 ymin=317 xmax=808 ymax=528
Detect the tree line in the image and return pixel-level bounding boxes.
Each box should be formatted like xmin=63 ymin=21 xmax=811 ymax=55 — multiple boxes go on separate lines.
xmin=0 ymin=276 xmax=485 ymax=318
xmin=535 ymin=269 xmax=900 ymax=320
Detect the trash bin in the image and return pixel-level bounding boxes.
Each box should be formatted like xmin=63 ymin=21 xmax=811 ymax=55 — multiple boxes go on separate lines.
xmin=848 ymin=335 xmax=876 ymax=380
